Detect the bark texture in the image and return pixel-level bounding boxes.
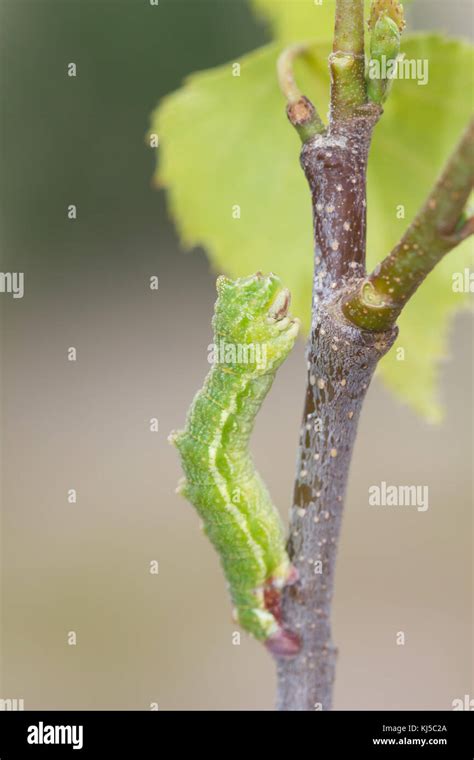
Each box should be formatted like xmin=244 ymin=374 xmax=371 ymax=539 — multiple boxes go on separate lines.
xmin=277 ymin=302 xmax=396 ymax=710
xmin=277 ymin=108 xmax=396 ymax=710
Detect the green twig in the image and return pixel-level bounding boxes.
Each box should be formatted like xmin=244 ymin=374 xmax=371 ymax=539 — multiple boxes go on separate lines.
xmin=277 ymin=43 xmax=325 ymax=142
xmin=333 ymin=0 xmax=365 ymax=54
xmin=330 ymin=0 xmax=366 ymax=120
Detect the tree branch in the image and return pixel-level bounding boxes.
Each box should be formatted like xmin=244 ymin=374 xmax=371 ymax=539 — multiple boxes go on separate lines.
xmin=277 ymin=309 xmax=396 ymax=710
xmin=276 ymin=0 xmax=392 ymax=711
xmin=299 ymin=104 xmax=381 ymax=293
xmin=343 ymin=117 xmax=474 ymax=331
xmin=275 ymin=0 xmax=470 ymax=712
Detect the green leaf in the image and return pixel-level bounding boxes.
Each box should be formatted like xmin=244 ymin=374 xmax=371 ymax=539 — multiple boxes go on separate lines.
xmin=252 ymin=0 xmax=342 ymax=43
xmin=251 ymin=0 xmax=411 ymax=44
xmin=151 ymin=34 xmax=473 ymax=420
xmin=367 ymin=35 xmax=474 ymax=420
xmin=152 ymin=42 xmax=318 ymax=335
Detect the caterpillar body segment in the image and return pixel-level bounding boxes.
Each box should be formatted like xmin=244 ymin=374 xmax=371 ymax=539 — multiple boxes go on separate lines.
xmin=170 ymin=273 xmax=300 ymax=655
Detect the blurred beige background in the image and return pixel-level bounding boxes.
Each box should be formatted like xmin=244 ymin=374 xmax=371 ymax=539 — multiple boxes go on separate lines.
xmin=0 ymin=0 xmax=472 ymax=710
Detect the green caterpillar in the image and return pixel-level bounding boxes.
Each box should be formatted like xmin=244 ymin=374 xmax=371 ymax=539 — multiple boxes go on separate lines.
xmin=169 ymin=273 xmax=300 ymax=656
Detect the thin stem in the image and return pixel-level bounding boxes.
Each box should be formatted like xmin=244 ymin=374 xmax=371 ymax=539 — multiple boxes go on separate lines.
xmin=333 ymin=0 xmax=365 ymax=55
xmin=343 ymin=117 xmax=474 ymax=331
xmin=277 ymin=44 xmax=325 ymax=142
xmin=277 ymin=43 xmax=310 ymax=105
xmin=330 ymin=0 xmax=366 ymax=120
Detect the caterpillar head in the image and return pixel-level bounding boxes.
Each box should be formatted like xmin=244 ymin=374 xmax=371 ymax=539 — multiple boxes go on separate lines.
xmin=213 ymin=273 xmax=299 ymax=375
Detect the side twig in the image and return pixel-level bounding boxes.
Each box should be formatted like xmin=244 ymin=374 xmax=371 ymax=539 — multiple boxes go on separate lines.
xmin=277 ymin=43 xmax=325 ymax=142
xmin=343 ymin=118 xmax=474 ymax=331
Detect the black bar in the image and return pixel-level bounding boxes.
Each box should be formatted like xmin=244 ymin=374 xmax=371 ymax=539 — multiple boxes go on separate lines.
xmin=0 ymin=710 xmax=472 ymax=757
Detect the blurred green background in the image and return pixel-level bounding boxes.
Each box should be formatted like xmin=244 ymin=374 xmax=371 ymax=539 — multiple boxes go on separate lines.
xmin=0 ymin=0 xmax=472 ymax=710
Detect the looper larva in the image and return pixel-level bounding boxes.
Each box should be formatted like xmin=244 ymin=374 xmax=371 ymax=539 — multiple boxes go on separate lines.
xmin=169 ymin=273 xmax=301 ymax=656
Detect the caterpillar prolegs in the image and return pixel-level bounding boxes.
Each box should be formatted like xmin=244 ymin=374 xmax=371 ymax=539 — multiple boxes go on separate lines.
xmin=169 ymin=273 xmax=301 ymax=656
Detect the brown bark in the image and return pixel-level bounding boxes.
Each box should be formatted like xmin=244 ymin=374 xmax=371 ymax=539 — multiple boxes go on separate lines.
xmin=276 ymin=107 xmax=396 ymax=711
xmin=277 ymin=302 xmax=396 ymax=710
